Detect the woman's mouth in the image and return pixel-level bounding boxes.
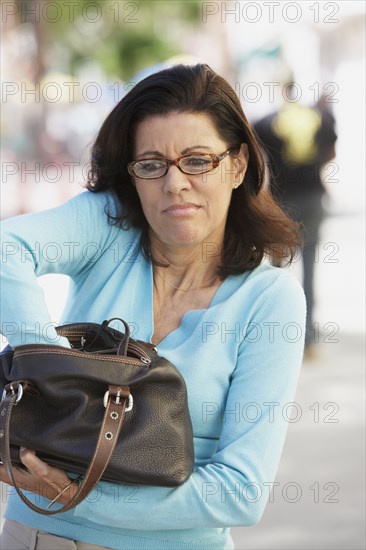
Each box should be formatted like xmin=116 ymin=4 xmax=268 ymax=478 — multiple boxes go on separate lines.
xmin=163 ymin=204 xmax=201 ymax=217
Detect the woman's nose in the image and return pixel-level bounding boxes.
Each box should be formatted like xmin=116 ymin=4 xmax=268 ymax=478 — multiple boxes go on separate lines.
xmin=162 ymin=165 xmax=192 ymax=194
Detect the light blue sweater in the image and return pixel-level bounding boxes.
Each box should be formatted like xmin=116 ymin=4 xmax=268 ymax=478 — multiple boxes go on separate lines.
xmin=1 ymin=191 xmax=306 ymax=549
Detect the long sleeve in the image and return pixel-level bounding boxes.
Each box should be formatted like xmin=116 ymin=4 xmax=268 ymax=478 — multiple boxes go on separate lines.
xmin=71 ymin=273 xmax=306 ymax=530
xmin=0 ymin=191 xmax=121 ymax=347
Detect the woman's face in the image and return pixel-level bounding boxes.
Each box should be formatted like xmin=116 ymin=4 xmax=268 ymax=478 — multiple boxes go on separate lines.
xmin=132 ymin=112 xmax=248 ymax=252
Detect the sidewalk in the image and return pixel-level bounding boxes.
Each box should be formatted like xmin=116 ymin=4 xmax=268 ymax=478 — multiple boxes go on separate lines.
xmin=232 ymin=211 xmax=366 ymax=550
xmin=232 ymin=331 xmax=365 ymax=550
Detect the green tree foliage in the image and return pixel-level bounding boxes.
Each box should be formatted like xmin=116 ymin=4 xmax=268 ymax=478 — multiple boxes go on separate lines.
xmin=15 ymin=0 xmax=202 ymax=79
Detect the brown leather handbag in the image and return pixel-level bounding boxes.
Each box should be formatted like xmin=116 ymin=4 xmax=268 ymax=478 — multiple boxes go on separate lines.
xmin=0 ymin=318 xmax=194 ymax=515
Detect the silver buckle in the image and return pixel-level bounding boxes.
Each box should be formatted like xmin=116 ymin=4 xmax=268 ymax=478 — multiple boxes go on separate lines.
xmin=103 ymin=390 xmax=133 ymax=412
xmin=1 ymin=382 xmax=23 ymax=404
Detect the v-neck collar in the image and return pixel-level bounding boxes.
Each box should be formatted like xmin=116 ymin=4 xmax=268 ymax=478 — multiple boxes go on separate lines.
xmin=144 ymin=259 xmax=249 ymax=348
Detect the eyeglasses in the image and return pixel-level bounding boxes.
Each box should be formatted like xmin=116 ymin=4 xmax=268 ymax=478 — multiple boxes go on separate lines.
xmin=127 ymin=148 xmax=233 ymax=180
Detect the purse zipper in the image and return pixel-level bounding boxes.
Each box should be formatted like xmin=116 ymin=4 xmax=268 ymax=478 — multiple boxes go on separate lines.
xmin=127 ymin=342 xmax=152 ymax=365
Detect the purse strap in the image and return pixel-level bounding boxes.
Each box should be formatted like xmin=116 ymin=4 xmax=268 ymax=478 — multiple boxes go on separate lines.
xmin=0 ymin=382 xmax=131 ymax=515
xmin=100 ymin=317 xmax=131 ymax=356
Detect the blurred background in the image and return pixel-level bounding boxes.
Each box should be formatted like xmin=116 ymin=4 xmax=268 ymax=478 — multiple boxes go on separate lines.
xmin=1 ymin=1 xmax=365 ymax=548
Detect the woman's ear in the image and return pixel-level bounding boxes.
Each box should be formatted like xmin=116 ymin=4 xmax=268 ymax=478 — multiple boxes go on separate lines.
xmin=232 ymin=143 xmax=249 ymax=188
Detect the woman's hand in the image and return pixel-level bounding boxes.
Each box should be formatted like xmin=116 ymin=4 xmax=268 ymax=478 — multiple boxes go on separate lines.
xmin=0 ymin=448 xmax=78 ymax=505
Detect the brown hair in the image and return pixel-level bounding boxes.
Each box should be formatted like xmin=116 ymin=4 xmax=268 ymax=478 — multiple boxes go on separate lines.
xmin=86 ymin=64 xmax=302 ymax=277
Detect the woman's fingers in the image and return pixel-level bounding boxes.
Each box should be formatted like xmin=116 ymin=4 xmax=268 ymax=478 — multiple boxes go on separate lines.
xmin=20 ymin=447 xmax=49 ymax=477
xmin=20 ymin=448 xmax=71 ymax=489
xmin=0 ymin=463 xmax=13 ymax=485
xmin=0 ymin=461 xmax=36 ymax=489
xmin=1 ymin=450 xmax=77 ymax=505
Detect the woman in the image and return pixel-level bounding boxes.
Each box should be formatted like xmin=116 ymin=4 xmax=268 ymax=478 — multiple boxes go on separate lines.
xmin=0 ymin=64 xmax=306 ymax=550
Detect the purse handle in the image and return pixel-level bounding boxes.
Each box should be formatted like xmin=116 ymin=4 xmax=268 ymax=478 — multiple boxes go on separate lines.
xmin=69 ymin=318 xmax=131 ymax=355
xmin=0 ymin=382 xmax=131 ymax=515
xmin=100 ymin=317 xmax=131 ymax=356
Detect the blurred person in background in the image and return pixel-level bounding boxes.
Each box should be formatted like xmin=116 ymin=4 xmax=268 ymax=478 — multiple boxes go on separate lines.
xmin=0 ymin=64 xmax=305 ymax=550
xmin=254 ymin=86 xmax=337 ymax=358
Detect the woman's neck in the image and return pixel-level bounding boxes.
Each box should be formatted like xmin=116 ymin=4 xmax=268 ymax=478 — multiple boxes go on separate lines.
xmin=150 ymin=240 xmax=222 ymax=293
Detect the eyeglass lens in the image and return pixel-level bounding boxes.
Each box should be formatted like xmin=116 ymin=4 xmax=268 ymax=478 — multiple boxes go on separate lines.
xmin=134 ymin=155 xmax=215 ymax=178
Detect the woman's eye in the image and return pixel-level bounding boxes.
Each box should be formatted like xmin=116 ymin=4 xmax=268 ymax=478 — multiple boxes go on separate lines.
xmin=186 ymin=156 xmax=211 ymax=167
xmin=140 ymin=161 xmax=164 ymax=172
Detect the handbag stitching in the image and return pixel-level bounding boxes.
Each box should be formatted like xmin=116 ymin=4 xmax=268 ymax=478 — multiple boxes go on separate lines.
xmin=13 ymin=349 xmax=149 ymax=366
